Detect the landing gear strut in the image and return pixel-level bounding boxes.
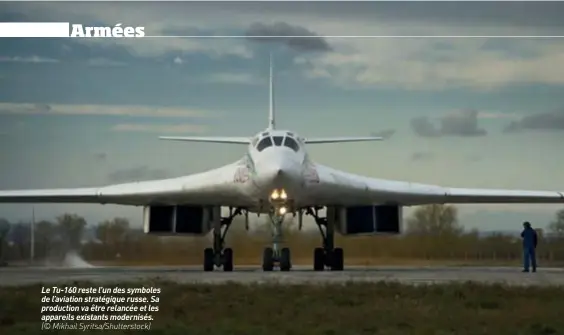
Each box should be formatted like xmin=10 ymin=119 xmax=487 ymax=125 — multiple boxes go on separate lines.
xmin=203 ymin=207 xmax=243 ymax=272
xmin=262 ymin=207 xmax=292 ymax=271
xmin=306 ymin=207 xmax=344 ymax=271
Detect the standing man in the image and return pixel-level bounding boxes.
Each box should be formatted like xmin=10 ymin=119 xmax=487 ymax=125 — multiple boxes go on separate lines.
xmin=521 ymin=221 xmax=538 ymax=272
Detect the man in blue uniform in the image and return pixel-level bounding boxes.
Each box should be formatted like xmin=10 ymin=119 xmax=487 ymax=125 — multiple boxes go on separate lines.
xmin=521 ymin=221 xmax=538 ymax=272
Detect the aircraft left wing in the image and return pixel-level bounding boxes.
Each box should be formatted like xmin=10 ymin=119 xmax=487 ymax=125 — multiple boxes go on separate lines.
xmin=0 ymin=164 xmax=250 ymax=207
xmin=159 ymin=136 xmax=251 ymax=144
xmin=312 ymin=164 xmax=564 ymax=206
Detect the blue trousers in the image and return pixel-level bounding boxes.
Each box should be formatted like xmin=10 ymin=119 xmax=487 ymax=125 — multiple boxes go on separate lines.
xmin=523 ymin=247 xmax=537 ymax=271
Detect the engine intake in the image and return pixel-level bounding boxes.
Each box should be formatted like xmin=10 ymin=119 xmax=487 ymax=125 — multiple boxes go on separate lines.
xmin=328 ymin=205 xmax=402 ymax=235
xmin=143 ymin=205 xmax=219 ymax=236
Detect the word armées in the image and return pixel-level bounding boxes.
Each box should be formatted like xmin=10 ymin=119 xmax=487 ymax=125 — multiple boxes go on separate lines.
xmin=70 ymin=23 xmax=145 ymax=38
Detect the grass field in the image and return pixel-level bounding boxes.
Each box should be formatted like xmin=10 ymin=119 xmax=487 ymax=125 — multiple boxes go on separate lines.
xmin=1 ymin=280 xmax=564 ymax=335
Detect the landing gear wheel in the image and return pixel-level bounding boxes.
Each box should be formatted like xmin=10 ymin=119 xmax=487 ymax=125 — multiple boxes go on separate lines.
xmin=331 ymin=247 xmax=344 ymax=271
xmin=313 ymin=247 xmax=324 ymax=271
xmin=280 ymin=247 xmax=291 ymax=271
xmin=262 ymin=247 xmax=274 ymax=271
xmin=223 ymin=248 xmax=233 ymax=272
xmin=203 ymin=248 xmax=214 ymax=272
xmin=203 ymin=207 xmax=244 ymax=272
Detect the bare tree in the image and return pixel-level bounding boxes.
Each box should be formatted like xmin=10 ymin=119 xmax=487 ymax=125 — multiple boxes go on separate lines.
xmin=35 ymin=220 xmax=56 ymax=259
xmin=406 ymin=204 xmax=463 ymax=236
xmin=96 ymin=218 xmax=129 ymax=246
xmin=0 ymin=218 xmax=10 ymax=264
xmin=56 ymin=214 xmax=87 ymax=251
xmin=548 ymin=209 xmax=564 ymax=238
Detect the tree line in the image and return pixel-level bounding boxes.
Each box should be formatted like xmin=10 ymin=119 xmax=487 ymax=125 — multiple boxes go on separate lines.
xmin=1 ymin=205 xmax=564 ymax=265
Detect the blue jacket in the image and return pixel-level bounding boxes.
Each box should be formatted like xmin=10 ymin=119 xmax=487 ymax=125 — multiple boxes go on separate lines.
xmin=521 ymin=227 xmax=538 ymax=249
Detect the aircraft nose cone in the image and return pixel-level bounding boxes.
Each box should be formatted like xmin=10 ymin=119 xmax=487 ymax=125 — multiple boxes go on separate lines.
xmin=264 ymin=165 xmax=284 ymax=180
xmin=257 ymin=160 xmax=296 ymax=187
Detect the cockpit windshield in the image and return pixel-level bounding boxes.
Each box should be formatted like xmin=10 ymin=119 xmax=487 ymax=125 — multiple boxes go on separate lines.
xmin=256 ymin=137 xmax=273 ymax=152
xmin=283 ymin=136 xmax=300 ymax=152
xmin=254 ymin=133 xmax=301 ymax=152
xmin=272 ymin=136 xmax=284 ymax=146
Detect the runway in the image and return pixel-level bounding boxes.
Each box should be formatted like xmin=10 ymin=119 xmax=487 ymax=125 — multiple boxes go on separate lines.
xmin=1 ymin=265 xmax=564 ymax=286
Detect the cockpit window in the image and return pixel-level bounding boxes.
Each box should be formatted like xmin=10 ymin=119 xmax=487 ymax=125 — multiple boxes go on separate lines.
xmin=272 ymin=136 xmax=284 ymax=146
xmin=251 ymin=137 xmax=259 ymax=147
xmin=283 ymin=136 xmax=300 ymax=152
xmin=256 ymin=137 xmax=273 ymax=152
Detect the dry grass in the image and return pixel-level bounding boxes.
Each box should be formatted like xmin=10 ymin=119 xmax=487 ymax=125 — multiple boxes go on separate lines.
xmin=1 ymin=280 xmax=564 ymax=335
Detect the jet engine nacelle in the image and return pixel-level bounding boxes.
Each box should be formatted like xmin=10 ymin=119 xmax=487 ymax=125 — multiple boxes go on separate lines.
xmin=328 ymin=205 xmax=402 ymax=235
xmin=143 ymin=205 xmax=220 ymax=236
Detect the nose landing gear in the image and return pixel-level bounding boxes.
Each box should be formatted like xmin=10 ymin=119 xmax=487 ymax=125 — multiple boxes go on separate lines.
xmin=262 ymin=189 xmax=292 ymax=271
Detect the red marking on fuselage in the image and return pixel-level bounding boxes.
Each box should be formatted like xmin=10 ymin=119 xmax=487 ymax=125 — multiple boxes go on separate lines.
xmin=303 ymin=165 xmax=320 ymax=183
xmin=234 ymin=167 xmax=249 ymax=183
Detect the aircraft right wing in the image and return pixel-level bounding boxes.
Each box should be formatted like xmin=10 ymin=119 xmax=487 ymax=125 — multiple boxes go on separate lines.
xmin=304 ymin=136 xmax=383 ymax=144
xmin=0 ymin=163 xmax=251 ymax=207
xmin=310 ymin=163 xmax=564 ymax=206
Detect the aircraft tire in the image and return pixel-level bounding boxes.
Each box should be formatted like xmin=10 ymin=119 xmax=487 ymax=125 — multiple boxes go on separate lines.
xmin=262 ymin=247 xmax=274 ymax=271
xmin=331 ymin=247 xmax=344 ymax=271
xmin=223 ymin=248 xmax=233 ymax=272
xmin=313 ymin=247 xmax=325 ymax=271
xmin=280 ymin=247 xmax=291 ymax=271
xmin=203 ymin=248 xmax=214 ymax=272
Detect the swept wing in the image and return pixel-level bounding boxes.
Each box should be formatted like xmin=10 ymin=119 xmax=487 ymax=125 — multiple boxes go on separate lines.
xmin=311 ymin=164 xmax=564 ymax=206
xmin=0 ymin=164 xmax=249 ymax=207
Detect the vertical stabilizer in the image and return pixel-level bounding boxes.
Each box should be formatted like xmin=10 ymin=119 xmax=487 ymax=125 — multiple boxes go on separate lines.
xmin=268 ymin=53 xmax=275 ymax=130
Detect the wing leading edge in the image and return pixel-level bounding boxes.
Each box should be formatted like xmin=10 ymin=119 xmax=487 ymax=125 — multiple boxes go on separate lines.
xmin=0 ymin=164 xmax=249 ymax=207
xmin=314 ymin=164 xmax=564 ymax=206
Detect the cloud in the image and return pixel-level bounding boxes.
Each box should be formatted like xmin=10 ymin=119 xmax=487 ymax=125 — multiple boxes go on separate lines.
xmin=5 ymin=2 xmax=564 ymax=91
xmin=87 ymin=58 xmax=126 ymax=67
xmin=0 ymin=5 xmax=254 ymax=63
xmin=173 ymin=56 xmax=183 ymax=65
xmin=411 ymin=109 xmax=487 ymax=137
xmin=246 ymin=22 xmax=332 ymax=53
xmin=295 ymin=38 xmax=564 ymax=91
xmin=411 ymin=151 xmax=435 ymax=161
xmin=503 ymin=109 xmax=564 ymax=133
xmin=94 ymin=153 xmax=107 ymax=161
xmin=0 ymin=103 xmax=217 ymax=118
xmin=111 ymin=123 xmax=207 ymax=134
xmin=204 ymin=73 xmax=259 ymax=85
xmin=0 ymin=56 xmax=58 ymax=63
xmin=108 ymin=166 xmax=170 ymax=183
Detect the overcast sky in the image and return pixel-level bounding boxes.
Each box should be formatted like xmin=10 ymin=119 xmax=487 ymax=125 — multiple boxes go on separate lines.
xmin=1 ymin=1 xmax=563 ymax=231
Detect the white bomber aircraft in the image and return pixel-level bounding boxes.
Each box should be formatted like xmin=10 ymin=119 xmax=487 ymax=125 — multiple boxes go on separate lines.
xmin=1 ymin=57 xmax=564 ymax=272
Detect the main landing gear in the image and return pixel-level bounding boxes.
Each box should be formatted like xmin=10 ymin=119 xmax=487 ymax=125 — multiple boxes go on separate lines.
xmin=203 ymin=207 xmax=244 ymax=272
xmin=305 ymin=207 xmax=344 ymax=271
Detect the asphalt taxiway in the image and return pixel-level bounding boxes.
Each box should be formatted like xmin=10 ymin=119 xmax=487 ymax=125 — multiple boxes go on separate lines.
xmin=1 ymin=265 xmax=564 ymax=286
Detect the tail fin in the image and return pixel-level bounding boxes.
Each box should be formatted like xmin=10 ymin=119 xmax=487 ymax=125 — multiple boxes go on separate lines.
xmin=268 ymin=52 xmax=275 ymax=130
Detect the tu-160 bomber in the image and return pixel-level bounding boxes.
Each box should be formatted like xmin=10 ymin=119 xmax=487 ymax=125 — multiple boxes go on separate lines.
xmin=1 ymin=57 xmax=563 ymax=272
